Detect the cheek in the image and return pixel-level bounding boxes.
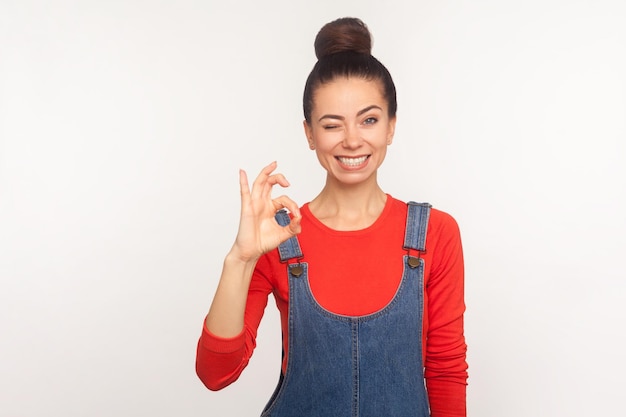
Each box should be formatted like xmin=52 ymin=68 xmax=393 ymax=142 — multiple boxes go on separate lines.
xmin=312 ymin=132 xmax=340 ymax=151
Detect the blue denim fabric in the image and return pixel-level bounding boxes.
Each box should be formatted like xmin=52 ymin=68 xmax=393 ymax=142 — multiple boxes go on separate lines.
xmin=264 ymin=202 xmax=432 ymax=417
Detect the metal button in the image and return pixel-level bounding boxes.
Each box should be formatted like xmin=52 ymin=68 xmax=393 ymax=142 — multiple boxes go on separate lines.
xmin=408 ymin=256 xmax=421 ymax=268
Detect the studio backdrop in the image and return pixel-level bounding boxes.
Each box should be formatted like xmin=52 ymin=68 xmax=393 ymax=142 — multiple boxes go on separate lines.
xmin=1 ymin=1 xmax=624 ymax=416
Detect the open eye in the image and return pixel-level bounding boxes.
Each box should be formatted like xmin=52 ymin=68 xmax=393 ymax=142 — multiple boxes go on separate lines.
xmin=363 ymin=117 xmax=378 ymax=125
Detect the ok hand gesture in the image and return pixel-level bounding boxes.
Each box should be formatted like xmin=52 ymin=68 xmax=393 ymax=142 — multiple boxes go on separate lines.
xmin=230 ymin=161 xmax=302 ymax=263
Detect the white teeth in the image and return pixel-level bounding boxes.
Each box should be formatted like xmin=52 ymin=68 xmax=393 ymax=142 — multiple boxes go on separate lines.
xmin=338 ymin=156 xmax=368 ymax=166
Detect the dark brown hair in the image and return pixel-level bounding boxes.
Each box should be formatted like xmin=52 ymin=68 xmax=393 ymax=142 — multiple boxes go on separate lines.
xmin=303 ymin=17 xmax=397 ymax=123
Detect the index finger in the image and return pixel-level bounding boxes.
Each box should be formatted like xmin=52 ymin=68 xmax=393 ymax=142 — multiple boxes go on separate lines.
xmin=250 ymin=161 xmax=278 ymax=201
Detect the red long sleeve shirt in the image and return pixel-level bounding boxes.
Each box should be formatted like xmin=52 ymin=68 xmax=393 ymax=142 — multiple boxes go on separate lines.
xmin=196 ymin=196 xmax=468 ymax=416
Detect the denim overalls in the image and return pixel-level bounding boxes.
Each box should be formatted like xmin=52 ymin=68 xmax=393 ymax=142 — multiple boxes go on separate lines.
xmin=262 ymin=202 xmax=431 ymax=417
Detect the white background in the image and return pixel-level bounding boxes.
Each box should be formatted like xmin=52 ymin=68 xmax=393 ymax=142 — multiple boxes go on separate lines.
xmin=1 ymin=1 xmax=625 ymax=416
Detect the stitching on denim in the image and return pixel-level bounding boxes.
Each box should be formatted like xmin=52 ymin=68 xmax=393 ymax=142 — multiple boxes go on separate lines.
xmin=261 ymin=269 xmax=299 ymax=416
xmin=352 ymin=321 xmax=359 ymax=417
xmin=404 ymin=201 xmax=431 ymax=252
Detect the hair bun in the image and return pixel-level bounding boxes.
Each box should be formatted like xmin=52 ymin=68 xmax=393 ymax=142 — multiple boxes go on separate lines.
xmin=314 ymin=17 xmax=372 ymax=59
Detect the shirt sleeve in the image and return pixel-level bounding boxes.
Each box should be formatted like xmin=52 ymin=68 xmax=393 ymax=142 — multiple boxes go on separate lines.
xmin=425 ymin=211 xmax=469 ymax=417
xmin=195 ymin=254 xmax=274 ymax=391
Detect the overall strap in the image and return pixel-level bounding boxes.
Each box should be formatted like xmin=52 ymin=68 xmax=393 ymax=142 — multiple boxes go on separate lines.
xmin=403 ymin=201 xmax=432 ymax=252
xmin=275 ymin=209 xmax=303 ymax=262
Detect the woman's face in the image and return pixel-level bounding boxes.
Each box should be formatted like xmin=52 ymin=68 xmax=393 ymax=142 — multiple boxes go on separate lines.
xmin=304 ymin=76 xmax=396 ymax=187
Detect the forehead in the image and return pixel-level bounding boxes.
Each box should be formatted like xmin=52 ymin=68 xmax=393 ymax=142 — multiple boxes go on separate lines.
xmin=312 ymin=77 xmax=387 ymax=113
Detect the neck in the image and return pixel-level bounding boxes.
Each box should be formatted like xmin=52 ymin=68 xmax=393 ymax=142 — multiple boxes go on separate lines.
xmin=308 ymin=174 xmax=387 ymax=231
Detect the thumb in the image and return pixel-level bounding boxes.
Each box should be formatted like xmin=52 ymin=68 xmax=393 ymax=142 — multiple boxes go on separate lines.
xmin=275 ymin=216 xmax=301 ymax=244
xmin=286 ymin=215 xmax=302 ymax=236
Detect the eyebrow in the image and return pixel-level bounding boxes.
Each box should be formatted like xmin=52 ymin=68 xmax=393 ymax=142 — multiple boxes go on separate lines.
xmin=318 ymin=105 xmax=383 ymax=122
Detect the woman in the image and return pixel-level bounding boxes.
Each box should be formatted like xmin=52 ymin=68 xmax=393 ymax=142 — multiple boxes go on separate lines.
xmin=196 ymin=17 xmax=468 ymax=417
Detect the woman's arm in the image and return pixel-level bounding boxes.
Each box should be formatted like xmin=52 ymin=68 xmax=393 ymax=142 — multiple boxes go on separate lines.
xmin=204 ymin=161 xmax=300 ymax=337
xmin=425 ymin=211 xmax=468 ymax=417
xmin=196 ymin=162 xmax=300 ymax=389
xmin=196 ymin=254 xmax=274 ymax=391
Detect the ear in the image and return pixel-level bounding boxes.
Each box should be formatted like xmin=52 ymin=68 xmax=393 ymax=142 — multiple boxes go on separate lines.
xmin=303 ymin=120 xmax=315 ymax=150
xmin=386 ymin=116 xmax=397 ymax=145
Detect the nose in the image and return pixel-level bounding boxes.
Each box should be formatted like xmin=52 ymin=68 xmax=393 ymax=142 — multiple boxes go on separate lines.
xmin=342 ymin=126 xmax=362 ymax=149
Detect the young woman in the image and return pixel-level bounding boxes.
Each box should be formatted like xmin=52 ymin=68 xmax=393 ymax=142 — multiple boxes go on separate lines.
xmin=196 ymin=17 xmax=468 ymax=417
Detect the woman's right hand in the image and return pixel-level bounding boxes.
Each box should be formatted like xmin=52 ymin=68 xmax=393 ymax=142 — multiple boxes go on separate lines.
xmin=205 ymin=161 xmax=300 ymax=337
xmin=229 ymin=161 xmax=302 ymax=263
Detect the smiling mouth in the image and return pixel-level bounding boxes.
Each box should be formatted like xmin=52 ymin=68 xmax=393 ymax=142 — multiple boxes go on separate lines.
xmin=336 ymin=155 xmax=370 ymax=167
